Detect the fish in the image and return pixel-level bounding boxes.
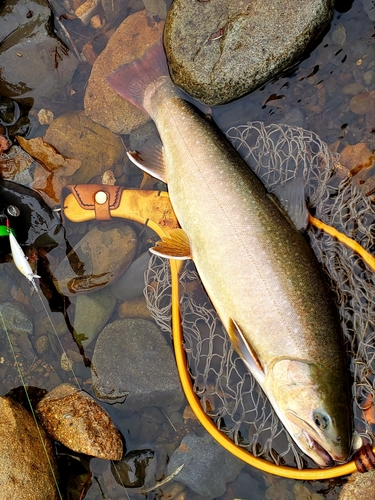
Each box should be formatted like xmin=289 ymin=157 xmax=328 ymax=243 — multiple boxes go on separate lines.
xmin=9 ymin=231 xmax=40 ymax=291
xmin=107 ymin=40 xmax=352 ymax=467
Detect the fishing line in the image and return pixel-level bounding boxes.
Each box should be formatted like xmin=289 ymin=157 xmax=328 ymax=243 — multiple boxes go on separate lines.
xmin=0 ymin=309 xmax=63 ymax=500
xmin=6 ymin=261 xmax=130 ymax=498
xmin=6 ymin=259 xmax=83 ymax=392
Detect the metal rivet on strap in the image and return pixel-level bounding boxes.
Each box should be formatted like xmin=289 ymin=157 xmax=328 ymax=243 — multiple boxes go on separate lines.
xmin=95 ymin=191 xmax=107 ymax=205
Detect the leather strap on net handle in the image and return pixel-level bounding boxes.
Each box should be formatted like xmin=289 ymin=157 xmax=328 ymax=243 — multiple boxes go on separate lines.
xmin=61 ymin=184 xmax=375 ymax=479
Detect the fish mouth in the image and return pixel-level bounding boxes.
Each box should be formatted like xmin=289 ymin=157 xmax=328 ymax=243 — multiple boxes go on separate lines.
xmin=302 ymin=431 xmax=335 ymax=467
xmin=286 ymin=411 xmax=344 ymax=467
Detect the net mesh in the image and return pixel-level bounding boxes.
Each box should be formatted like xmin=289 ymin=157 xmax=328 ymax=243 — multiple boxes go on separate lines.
xmin=144 ymin=121 xmax=375 ymax=468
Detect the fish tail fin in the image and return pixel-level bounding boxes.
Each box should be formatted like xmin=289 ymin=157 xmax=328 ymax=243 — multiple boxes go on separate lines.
xmin=107 ymin=38 xmax=169 ymax=111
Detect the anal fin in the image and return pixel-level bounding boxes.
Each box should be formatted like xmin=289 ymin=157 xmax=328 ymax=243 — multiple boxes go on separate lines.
xmin=227 ymin=318 xmax=265 ymax=383
xmin=150 ymin=228 xmax=192 ymax=260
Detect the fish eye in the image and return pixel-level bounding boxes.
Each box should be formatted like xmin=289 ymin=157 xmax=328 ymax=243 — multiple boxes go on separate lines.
xmin=313 ymin=411 xmax=331 ymax=430
xmin=7 ymin=205 xmax=20 ymax=217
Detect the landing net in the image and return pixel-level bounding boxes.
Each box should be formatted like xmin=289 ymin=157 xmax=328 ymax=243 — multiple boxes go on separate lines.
xmin=144 ymin=121 xmax=375 ymax=468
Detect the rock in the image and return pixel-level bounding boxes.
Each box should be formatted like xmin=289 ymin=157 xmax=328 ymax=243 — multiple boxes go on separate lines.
xmin=0 ymin=272 xmax=12 ymax=302
xmin=36 ymin=383 xmax=123 ymax=460
xmin=0 ymin=145 xmax=35 ymax=185
xmin=111 ymin=449 xmax=157 ymax=488
xmin=227 ymin=471 xmax=264 ymax=500
xmin=118 ymin=296 xmax=152 ymax=320
xmin=73 ymin=287 xmax=117 ymax=348
xmin=0 ymin=396 xmax=59 ymax=500
xmin=44 ymin=112 xmax=125 ymax=184
xmin=350 ymin=90 xmax=375 ymax=116
xmin=339 ymin=471 xmax=375 ymax=499
xmin=331 ymin=24 xmax=346 ymax=46
xmin=342 ymin=82 xmax=366 ymax=96
xmin=90 ymin=458 xmax=130 ymax=498
xmin=35 ymin=334 xmax=49 ymax=354
xmin=167 ymin=431 xmax=243 ymax=498
xmin=0 ymin=0 xmax=78 ymax=101
xmin=164 ymin=0 xmax=334 ymax=105
xmin=0 ymin=301 xmax=33 ymax=336
xmin=293 ymin=483 xmax=324 ymax=500
xmin=339 ymin=142 xmax=375 ymax=175
xmin=138 ymin=406 xmax=167 ymax=443
xmin=142 ymin=0 xmax=167 ymax=19
xmin=110 ymin=251 xmax=151 ymax=301
xmin=91 ymin=318 xmax=185 ymax=409
xmin=362 ymin=0 xmax=375 ymax=21
xmin=84 ymin=10 xmax=164 ymax=134
xmin=52 ymin=221 xmax=137 ymax=296
xmin=265 ymin=479 xmax=295 ymax=500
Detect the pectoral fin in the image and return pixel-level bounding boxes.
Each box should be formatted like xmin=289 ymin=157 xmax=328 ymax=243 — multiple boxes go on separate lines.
xmin=127 ymin=136 xmax=167 ymax=183
xmin=150 ymin=228 xmax=192 ymax=260
xmin=228 ymin=318 xmax=265 ymax=383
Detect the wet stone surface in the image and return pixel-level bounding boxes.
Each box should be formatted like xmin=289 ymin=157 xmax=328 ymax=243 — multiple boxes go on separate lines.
xmin=91 ymin=318 xmax=185 ymax=410
xmin=73 ymin=287 xmax=117 ymax=348
xmin=84 ymin=9 xmax=164 ymax=134
xmin=0 ymin=396 xmax=59 ymax=500
xmin=167 ymin=430 xmax=244 ymax=498
xmin=43 ymin=112 xmax=126 ymax=184
xmin=36 ymin=383 xmax=123 ymax=460
xmin=52 ymin=221 xmax=137 ymax=296
xmin=164 ymin=0 xmax=334 ymax=105
xmin=111 ymin=448 xmax=157 ymax=488
xmin=0 ymin=0 xmax=78 ymax=101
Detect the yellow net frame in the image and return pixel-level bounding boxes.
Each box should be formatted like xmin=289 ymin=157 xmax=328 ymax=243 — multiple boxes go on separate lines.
xmin=63 ymin=187 xmax=375 ymax=480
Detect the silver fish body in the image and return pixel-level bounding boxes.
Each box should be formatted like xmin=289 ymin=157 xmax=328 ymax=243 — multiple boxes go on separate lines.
xmin=108 ymin=44 xmax=352 ymax=467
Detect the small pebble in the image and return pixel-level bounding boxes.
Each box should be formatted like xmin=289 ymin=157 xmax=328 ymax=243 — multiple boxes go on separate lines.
xmin=37 ymin=109 xmax=54 ymax=125
xmin=35 ymin=335 xmax=49 ymax=354
xmin=331 ymin=24 xmax=346 ymax=46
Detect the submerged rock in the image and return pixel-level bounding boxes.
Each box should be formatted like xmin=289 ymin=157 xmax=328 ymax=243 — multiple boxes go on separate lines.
xmin=44 ymin=112 xmax=125 ymax=184
xmin=164 ymin=0 xmax=334 ymax=105
xmin=52 ymin=222 xmax=137 ymax=296
xmin=91 ymin=318 xmax=185 ymax=410
xmin=0 ymin=301 xmax=33 ymax=336
xmin=36 ymin=383 xmax=123 ymax=460
xmin=73 ymin=287 xmax=117 ymax=348
xmin=84 ymin=10 xmax=164 ymax=134
xmin=167 ymin=431 xmax=243 ymax=498
xmin=339 ymin=471 xmax=375 ymax=499
xmin=110 ymin=251 xmax=151 ymax=301
xmin=0 ymin=396 xmax=59 ymax=500
xmin=111 ymin=449 xmax=157 ymax=488
xmin=0 ymin=0 xmax=78 ymax=100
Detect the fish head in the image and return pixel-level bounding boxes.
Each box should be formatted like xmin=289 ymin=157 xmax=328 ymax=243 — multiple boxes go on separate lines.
xmin=266 ymin=359 xmax=351 ymax=467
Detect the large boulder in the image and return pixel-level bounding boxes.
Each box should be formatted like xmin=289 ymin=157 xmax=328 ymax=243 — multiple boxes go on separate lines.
xmin=164 ymin=0 xmax=334 ymax=105
xmin=0 ymin=396 xmax=59 ymax=500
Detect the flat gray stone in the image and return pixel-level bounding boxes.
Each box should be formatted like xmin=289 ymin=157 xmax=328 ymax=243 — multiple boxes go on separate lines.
xmin=167 ymin=431 xmax=243 ymax=497
xmin=91 ymin=318 xmax=185 ymax=411
xmin=73 ymin=288 xmax=117 ymax=348
xmin=53 ymin=222 xmax=137 ymax=296
xmin=0 ymin=0 xmax=77 ymax=100
xmin=164 ymin=0 xmax=334 ymax=105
